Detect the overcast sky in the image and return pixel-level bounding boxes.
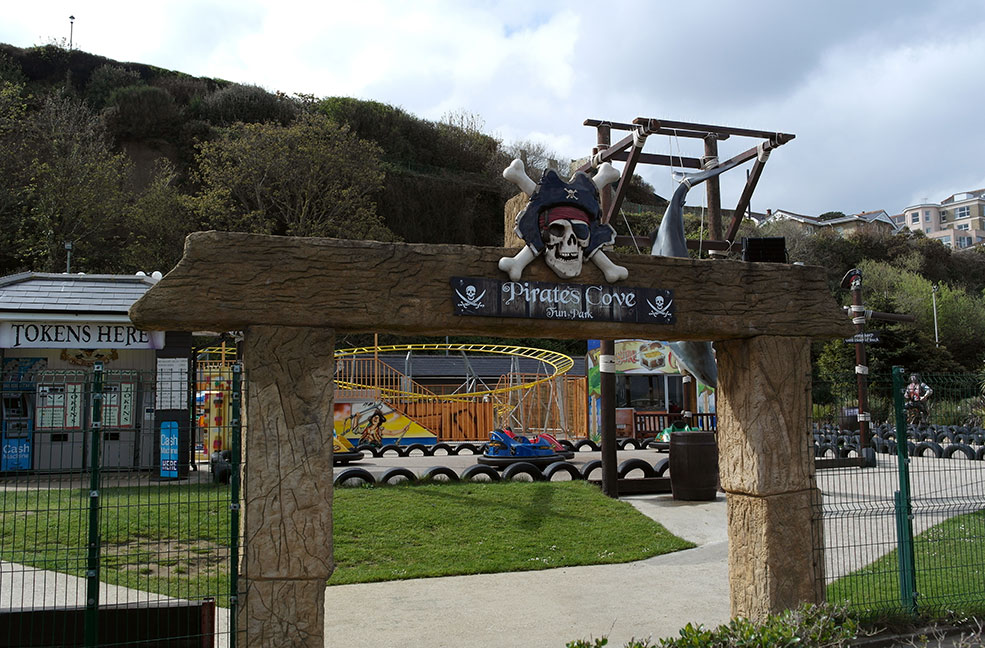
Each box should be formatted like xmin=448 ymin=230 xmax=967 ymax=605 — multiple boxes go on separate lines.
xmin=3 ymin=1 xmax=984 ymax=217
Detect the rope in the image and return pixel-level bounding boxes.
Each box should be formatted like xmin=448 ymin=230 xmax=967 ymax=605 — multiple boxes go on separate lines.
xmin=621 ymin=209 xmax=642 ymax=253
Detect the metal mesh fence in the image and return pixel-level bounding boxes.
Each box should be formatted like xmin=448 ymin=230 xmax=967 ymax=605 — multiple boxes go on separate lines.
xmin=813 ymin=368 xmax=985 ymax=618
xmin=0 ymin=362 xmax=241 ymax=647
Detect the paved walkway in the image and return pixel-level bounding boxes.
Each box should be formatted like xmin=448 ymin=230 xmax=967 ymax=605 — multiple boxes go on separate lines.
xmin=323 ymin=493 xmax=731 ymax=648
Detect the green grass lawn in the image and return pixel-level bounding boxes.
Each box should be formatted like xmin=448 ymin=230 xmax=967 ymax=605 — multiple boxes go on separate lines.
xmin=827 ymin=508 xmax=985 ymax=618
xmin=328 ymin=480 xmax=694 ymax=585
xmin=1 ymin=480 xmax=693 ymax=599
xmin=0 ymin=484 xmax=231 ymax=601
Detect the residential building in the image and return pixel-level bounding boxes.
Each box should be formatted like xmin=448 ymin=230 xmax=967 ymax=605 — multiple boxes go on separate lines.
xmin=900 ymin=189 xmax=985 ymax=249
xmin=759 ymin=209 xmax=900 ymax=235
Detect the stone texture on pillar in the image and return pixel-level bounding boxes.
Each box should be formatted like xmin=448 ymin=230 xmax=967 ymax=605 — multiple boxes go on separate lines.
xmin=727 ymin=489 xmax=825 ymax=619
xmin=716 ymin=336 xmax=824 ymax=620
xmin=715 ymin=336 xmax=815 ymax=496
xmin=239 ymin=325 xmax=336 ymax=648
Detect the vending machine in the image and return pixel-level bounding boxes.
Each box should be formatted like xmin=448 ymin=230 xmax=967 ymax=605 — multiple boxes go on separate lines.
xmin=1 ymin=392 xmax=34 ymax=471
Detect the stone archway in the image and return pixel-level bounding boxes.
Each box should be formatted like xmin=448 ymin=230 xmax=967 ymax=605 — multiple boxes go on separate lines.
xmin=131 ymin=231 xmax=850 ymax=647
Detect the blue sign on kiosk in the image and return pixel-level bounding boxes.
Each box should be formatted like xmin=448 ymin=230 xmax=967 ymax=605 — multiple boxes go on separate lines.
xmin=160 ymin=421 xmax=178 ymax=478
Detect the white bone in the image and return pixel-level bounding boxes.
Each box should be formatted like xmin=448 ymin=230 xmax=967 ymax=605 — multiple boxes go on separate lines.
xmin=592 ymin=162 xmax=620 ymax=192
xmin=590 ymin=249 xmax=628 ymax=283
xmin=499 ymin=246 xmax=537 ymax=281
xmin=502 ymin=159 xmax=537 ymax=197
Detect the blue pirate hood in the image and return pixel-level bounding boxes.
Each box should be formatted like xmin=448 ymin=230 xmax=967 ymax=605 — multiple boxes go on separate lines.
xmin=513 ymin=169 xmax=617 ymax=258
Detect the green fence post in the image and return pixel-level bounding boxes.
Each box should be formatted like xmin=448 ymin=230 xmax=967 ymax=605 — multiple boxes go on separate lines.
xmin=892 ymin=365 xmax=918 ymax=615
xmin=229 ymin=362 xmax=242 ymax=648
xmin=84 ymin=362 xmax=104 ymax=647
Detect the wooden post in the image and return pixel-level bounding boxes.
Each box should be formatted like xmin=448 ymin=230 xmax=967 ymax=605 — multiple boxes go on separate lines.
xmin=704 ymin=134 xmax=723 ymax=245
xmin=715 ymin=336 xmax=825 ymax=619
xmin=596 ymin=124 xmax=619 ymax=498
xmin=239 ymin=326 xmax=337 ymax=647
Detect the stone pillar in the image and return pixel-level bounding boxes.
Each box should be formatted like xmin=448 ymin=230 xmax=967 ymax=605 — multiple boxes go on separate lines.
xmin=715 ymin=336 xmax=825 ymax=619
xmin=239 ymin=326 xmax=336 ymax=647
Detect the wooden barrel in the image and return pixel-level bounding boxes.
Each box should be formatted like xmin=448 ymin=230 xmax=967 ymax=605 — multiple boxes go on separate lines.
xmin=669 ymin=431 xmax=719 ymax=501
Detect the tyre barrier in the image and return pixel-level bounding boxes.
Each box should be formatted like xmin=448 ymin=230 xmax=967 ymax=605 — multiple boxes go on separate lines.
xmin=574 ymin=439 xmax=600 ymax=452
xmin=459 ymin=464 xmax=501 ymax=482
xmin=379 ymin=445 xmax=402 ymax=458
xmin=654 ymin=458 xmax=670 ymax=477
xmin=502 ymin=461 xmax=546 ymax=482
xmin=379 ymin=466 xmax=417 ymax=485
xmin=421 ymin=465 xmax=460 ymax=483
xmin=543 ymin=461 xmax=583 ymax=481
xmin=451 ymin=443 xmax=480 ymax=456
xmin=403 ymin=443 xmax=430 ymax=457
xmin=617 ymin=457 xmax=658 ymax=479
xmin=942 ymin=443 xmax=976 ymax=460
xmin=911 ymin=441 xmax=943 ymax=458
xmin=334 ymin=467 xmax=377 ymax=487
xmin=580 ymin=459 xmax=603 ymax=480
xmin=618 ymin=438 xmax=642 ymax=451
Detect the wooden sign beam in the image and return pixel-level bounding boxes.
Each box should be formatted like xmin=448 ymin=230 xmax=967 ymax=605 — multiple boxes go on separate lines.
xmin=129 ymin=231 xmax=851 ymax=341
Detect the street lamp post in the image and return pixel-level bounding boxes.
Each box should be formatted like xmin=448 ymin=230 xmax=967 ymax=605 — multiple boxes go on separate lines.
xmin=65 ymin=242 xmax=73 ymax=273
xmin=69 ymin=16 xmax=75 ymax=50
xmin=932 ymin=284 xmax=940 ymax=347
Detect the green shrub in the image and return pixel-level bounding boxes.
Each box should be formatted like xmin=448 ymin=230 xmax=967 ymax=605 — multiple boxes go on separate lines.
xmin=103 ymin=85 xmax=179 ymax=141
xmin=568 ymin=604 xmax=859 ymax=648
xmin=199 ymin=83 xmax=296 ymax=126
xmin=86 ymin=64 xmax=142 ymax=110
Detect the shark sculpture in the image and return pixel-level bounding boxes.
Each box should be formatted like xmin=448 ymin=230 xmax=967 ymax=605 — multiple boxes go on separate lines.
xmin=649 ymin=162 xmax=742 ymax=389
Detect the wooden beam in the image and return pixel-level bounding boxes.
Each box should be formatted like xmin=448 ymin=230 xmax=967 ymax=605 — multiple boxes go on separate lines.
xmin=613 ymin=235 xmax=731 ymax=252
xmin=726 ymin=154 xmax=769 ymax=243
xmin=635 ymin=118 xmax=795 ymax=143
xmin=584 ymin=118 xmax=729 ymax=140
xmin=597 ymin=150 xmax=703 ymax=169
xmin=130 ymin=232 xmax=852 ymax=342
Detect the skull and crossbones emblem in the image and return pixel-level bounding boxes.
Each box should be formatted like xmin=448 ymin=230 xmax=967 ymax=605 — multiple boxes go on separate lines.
xmin=499 ymin=160 xmax=628 ymax=283
xmin=646 ymin=294 xmax=674 ymax=320
xmin=455 ymin=284 xmax=486 ymax=309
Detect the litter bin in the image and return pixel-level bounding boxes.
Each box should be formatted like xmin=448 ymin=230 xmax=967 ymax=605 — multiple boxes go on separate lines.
xmin=669 ymin=428 xmax=718 ymax=501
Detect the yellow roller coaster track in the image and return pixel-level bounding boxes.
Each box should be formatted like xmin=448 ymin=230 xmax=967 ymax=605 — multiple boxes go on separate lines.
xmin=334 ymin=343 xmax=575 ymax=400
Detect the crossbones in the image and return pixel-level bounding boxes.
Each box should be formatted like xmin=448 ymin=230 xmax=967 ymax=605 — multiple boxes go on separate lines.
xmin=499 ymin=160 xmax=627 ymax=283
xmin=456 ymin=284 xmax=486 ymax=309
xmin=646 ymin=295 xmax=673 ymax=319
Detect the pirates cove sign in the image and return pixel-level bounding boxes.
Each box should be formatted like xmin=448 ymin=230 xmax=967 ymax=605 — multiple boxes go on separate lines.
xmin=452 ymin=276 xmax=674 ymax=324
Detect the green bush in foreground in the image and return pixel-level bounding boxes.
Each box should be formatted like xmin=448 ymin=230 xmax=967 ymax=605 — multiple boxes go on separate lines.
xmin=567 ymin=603 xmax=859 ymax=648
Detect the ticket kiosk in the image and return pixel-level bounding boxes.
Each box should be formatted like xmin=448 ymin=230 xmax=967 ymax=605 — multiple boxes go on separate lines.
xmin=1 ymin=392 xmax=34 ymax=471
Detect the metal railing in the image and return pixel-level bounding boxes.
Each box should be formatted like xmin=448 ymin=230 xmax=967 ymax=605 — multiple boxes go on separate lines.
xmin=1 ymin=363 xmax=241 ymax=647
xmin=813 ymin=369 xmax=985 ymax=618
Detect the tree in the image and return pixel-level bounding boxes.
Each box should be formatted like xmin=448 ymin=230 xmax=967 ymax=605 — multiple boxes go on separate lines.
xmin=193 ymin=113 xmax=393 ymax=240
xmin=118 ymin=159 xmax=198 ymax=274
xmin=0 ymin=91 xmax=131 ymax=273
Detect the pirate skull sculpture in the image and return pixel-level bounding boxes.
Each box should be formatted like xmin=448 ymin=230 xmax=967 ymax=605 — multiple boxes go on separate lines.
xmin=499 ymin=160 xmax=627 ymax=282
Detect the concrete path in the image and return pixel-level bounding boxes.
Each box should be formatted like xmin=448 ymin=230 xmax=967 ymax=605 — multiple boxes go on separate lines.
xmin=323 ymin=492 xmax=731 ymax=648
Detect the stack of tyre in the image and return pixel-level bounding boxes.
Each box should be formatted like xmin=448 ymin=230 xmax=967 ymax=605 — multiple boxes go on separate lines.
xmin=813 ymin=423 xmax=985 ymax=461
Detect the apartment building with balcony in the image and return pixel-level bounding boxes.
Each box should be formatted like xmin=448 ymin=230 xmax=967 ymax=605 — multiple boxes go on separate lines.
xmin=899 ymin=189 xmax=985 ymax=249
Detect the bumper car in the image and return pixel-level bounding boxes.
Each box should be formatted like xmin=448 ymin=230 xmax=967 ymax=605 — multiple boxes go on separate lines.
xmin=477 ymin=429 xmax=564 ymax=469
xmin=333 ymin=431 xmax=364 ymax=465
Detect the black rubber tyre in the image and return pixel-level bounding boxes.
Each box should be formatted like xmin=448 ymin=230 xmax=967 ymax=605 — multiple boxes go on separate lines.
xmin=816 ymin=443 xmax=838 ymax=459
xmin=334 ymin=467 xmax=376 ymax=487
xmin=618 ymin=438 xmax=640 ymax=451
xmin=912 ymin=441 xmax=943 ymax=458
xmin=543 ymin=461 xmax=582 ymax=481
xmin=977 ymin=446 xmax=985 ymax=461
xmin=501 ymin=461 xmax=546 ymax=482
xmin=430 ymin=442 xmax=453 ymax=456
xmin=653 ymin=458 xmax=670 ymax=477
xmin=421 ymin=466 xmax=460 ymax=482
xmin=580 ymin=459 xmax=603 ymax=480
xmin=379 ymin=445 xmax=402 ymax=457
xmin=617 ymin=457 xmax=658 ymax=479
xmin=403 ymin=443 xmax=429 ymax=457
xmin=452 ymin=443 xmax=480 ymax=456
xmin=460 ymin=464 xmax=502 ymax=482
xmin=356 ymin=444 xmax=382 ymax=457
xmin=574 ymin=439 xmax=600 ymax=452
xmin=942 ymin=443 xmax=976 ymax=460
xmin=558 ymin=439 xmax=576 ymax=451
xmin=838 ymin=444 xmax=859 ymax=458
xmin=379 ymin=467 xmax=418 ymax=485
